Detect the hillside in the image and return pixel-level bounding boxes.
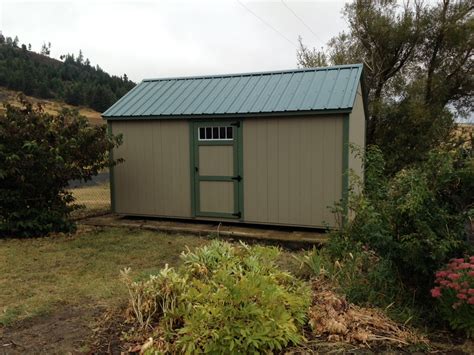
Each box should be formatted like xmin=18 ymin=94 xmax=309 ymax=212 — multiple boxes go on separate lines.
xmin=0 ymin=86 xmax=103 ymax=125
xmin=0 ymin=34 xmax=135 ymax=112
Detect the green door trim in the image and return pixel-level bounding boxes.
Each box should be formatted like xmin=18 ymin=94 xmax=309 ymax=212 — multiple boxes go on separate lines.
xmin=189 ymin=120 xmax=244 ymax=220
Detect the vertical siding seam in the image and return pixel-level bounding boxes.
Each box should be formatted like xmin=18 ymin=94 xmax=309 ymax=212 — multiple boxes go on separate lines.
xmin=159 ymin=121 xmax=165 ymax=213
xmin=297 ymin=118 xmax=302 ymax=224
xmin=152 ymin=123 xmax=157 ymax=214
xmin=277 ymin=118 xmax=281 ymax=222
xmin=342 ymin=114 xmax=350 ymax=223
xmin=264 ymin=119 xmax=269 ymax=222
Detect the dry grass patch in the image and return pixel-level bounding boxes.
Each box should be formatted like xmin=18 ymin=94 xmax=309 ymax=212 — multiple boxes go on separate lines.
xmin=0 ymin=227 xmax=209 ymax=326
xmin=70 ymin=183 xmax=110 ymax=218
xmin=0 ymin=86 xmax=103 ymax=125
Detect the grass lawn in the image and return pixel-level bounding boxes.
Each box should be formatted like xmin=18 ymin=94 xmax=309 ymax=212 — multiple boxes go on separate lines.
xmin=1 ymin=226 xmax=471 ymax=353
xmin=0 ymin=226 xmax=302 ymax=327
xmin=0 ymin=227 xmax=210 ymax=326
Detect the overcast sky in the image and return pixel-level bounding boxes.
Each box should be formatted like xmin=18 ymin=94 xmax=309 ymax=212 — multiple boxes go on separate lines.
xmin=1 ymin=0 xmax=349 ymax=82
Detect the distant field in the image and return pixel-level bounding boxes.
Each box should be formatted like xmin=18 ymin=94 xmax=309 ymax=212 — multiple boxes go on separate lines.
xmin=0 ymin=86 xmax=104 ymax=125
xmin=70 ymin=182 xmax=110 ymax=218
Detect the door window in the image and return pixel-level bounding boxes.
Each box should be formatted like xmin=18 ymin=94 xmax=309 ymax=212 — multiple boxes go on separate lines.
xmin=198 ymin=126 xmax=233 ymax=141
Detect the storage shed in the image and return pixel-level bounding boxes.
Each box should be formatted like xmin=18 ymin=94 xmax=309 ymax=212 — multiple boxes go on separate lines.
xmin=103 ymin=64 xmax=367 ymax=228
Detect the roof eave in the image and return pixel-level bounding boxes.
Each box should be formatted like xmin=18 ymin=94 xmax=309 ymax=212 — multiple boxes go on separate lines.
xmin=103 ymin=108 xmax=353 ymax=121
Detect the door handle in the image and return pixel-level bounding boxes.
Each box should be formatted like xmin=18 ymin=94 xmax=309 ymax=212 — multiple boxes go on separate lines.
xmin=231 ymin=175 xmax=242 ymax=182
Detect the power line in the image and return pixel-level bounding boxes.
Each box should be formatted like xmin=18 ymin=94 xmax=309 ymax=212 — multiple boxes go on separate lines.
xmin=236 ymin=0 xmax=298 ymax=48
xmin=280 ymin=0 xmax=324 ymax=45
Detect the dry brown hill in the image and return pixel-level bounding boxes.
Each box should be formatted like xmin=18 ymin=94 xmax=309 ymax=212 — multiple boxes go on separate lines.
xmin=0 ymin=86 xmax=104 ymax=125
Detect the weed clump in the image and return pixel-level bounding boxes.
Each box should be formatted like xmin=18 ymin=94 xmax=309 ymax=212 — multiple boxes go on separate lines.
xmin=121 ymin=240 xmax=310 ymax=353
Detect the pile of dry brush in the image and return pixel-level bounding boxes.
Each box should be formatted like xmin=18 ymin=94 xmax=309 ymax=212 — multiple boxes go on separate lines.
xmin=308 ymin=277 xmax=427 ymax=348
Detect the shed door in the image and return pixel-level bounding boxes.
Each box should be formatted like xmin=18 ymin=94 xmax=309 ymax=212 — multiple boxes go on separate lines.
xmin=192 ymin=121 xmax=243 ymax=219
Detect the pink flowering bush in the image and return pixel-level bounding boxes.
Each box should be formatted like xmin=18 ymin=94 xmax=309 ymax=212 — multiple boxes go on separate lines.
xmin=431 ymin=257 xmax=474 ymax=336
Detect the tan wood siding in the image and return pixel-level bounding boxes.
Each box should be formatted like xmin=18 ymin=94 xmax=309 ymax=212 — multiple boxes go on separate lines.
xmin=349 ymin=83 xmax=366 ymax=184
xmin=198 ymin=145 xmax=233 ymax=176
xmin=199 ymin=181 xmax=234 ymax=213
xmin=243 ymin=116 xmax=344 ymax=227
xmin=111 ymin=120 xmax=191 ymax=217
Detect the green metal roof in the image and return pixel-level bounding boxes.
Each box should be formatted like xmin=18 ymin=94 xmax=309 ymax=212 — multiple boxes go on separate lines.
xmin=103 ymin=64 xmax=364 ymax=119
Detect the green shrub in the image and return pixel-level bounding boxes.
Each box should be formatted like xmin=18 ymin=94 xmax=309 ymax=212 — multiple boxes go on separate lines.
xmin=431 ymin=257 xmax=474 ymax=336
xmin=329 ymin=145 xmax=474 ymax=319
xmin=0 ymin=97 xmax=121 ymax=237
xmin=123 ymin=241 xmax=311 ymax=353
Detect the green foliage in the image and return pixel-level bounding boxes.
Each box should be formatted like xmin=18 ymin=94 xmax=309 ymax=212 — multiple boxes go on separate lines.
xmin=0 ymin=35 xmax=134 ymax=112
xmin=0 ymin=97 xmax=122 ymax=237
xmin=123 ymin=241 xmax=311 ymax=353
xmin=431 ymin=257 xmax=474 ymax=337
xmin=331 ymin=145 xmax=474 ymax=311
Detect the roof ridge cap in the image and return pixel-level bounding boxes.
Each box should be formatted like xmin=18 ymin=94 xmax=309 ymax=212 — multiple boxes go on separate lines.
xmin=142 ymin=63 xmax=363 ymax=82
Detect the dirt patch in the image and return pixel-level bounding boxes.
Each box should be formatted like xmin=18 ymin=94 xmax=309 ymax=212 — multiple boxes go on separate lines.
xmin=0 ymin=304 xmax=101 ymax=354
xmin=89 ymin=306 xmax=128 ymax=354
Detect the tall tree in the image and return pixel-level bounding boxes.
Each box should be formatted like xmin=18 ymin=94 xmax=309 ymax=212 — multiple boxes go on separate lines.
xmin=40 ymin=42 xmax=51 ymax=56
xmin=298 ymin=0 xmax=474 ymax=173
xmin=296 ymin=36 xmax=328 ymax=67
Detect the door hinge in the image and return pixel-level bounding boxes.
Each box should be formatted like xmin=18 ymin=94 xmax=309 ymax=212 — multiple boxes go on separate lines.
xmin=231 ymin=121 xmax=240 ymax=128
xmin=232 ymin=211 xmax=242 ymax=218
xmin=231 ymin=175 xmax=242 ymax=182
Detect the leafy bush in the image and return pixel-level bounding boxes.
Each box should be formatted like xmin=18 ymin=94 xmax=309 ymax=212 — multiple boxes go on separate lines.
xmin=431 ymin=257 xmax=474 ymax=336
xmin=334 ymin=146 xmax=473 ymax=297
xmin=122 ymin=241 xmax=311 ymax=353
xmin=0 ymin=97 xmax=121 ymax=237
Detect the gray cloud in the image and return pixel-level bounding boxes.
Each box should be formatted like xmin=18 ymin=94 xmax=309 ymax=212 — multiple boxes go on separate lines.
xmin=2 ymin=0 xmax=347 ymax=82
